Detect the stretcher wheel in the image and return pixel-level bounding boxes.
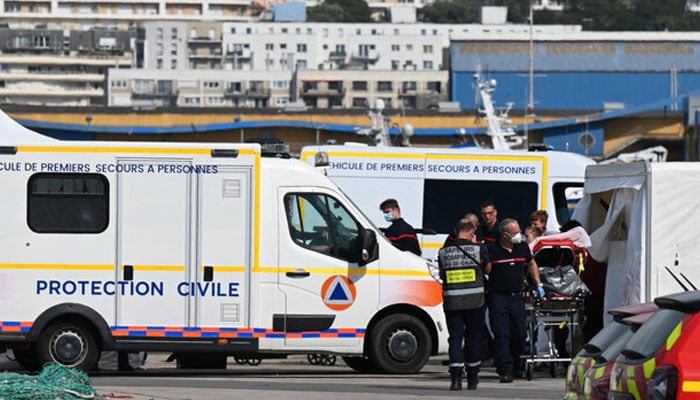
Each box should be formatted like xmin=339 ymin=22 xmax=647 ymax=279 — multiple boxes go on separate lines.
xmin=526 ymin=362 xmax=533 ymax=381
xmin=246 ymin=357 xmax=261 ymax=366
xmin=307 ymin=354 xmax=336 ymax=366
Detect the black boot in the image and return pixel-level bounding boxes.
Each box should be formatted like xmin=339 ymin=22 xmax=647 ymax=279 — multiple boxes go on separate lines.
xmin=466 ymin=373 xmax=479 ymax=390
xmin=449 ymin=367 xmax=463 ymax=391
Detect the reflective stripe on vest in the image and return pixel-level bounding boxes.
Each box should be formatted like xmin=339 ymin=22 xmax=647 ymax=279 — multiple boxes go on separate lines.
xmin=438 ymin=244 xmax=484 ymax=310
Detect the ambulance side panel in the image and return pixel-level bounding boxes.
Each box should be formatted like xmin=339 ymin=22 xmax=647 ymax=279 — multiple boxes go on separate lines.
xmin=301 ymin=146 xmax=592 ymax=260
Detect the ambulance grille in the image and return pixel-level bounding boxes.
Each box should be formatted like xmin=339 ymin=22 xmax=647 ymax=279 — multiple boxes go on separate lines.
xmin=221 ymin=303 xmax=240 ymax=322
xmin=222 ymin=179 xmax=241 ymax=198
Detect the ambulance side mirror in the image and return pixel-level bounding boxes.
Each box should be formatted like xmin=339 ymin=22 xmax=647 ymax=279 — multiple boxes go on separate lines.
xmin=357 ymin=229 xmax=378 ymax=266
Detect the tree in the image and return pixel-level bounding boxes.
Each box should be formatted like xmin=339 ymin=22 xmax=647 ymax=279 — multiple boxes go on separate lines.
xmin=418 ymin=0 xmax=481 ymax=23
xmin=307 ymin=0 xmax=372 ymax=23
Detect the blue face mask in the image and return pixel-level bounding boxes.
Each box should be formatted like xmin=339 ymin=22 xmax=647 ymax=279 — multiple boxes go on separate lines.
xmin=383 ymin=212 xmax=394 ymax=222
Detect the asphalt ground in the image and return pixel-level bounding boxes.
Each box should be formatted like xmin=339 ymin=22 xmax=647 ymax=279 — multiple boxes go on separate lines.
xmin=0 ymin=352 xmax=569 ymax=400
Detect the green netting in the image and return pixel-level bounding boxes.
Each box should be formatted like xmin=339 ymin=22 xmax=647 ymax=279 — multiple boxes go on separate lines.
xmin=0 ymin=363 xmax=100 ymax=400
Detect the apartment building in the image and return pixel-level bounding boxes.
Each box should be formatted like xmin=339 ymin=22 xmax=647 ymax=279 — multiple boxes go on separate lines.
xmin=0 ymin=28 xmax=133 ymax=106
xmin=107 ymin=69 xmax=293 ymax=108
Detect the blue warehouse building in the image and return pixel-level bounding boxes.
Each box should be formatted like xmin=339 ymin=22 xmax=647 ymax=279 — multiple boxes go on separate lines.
xmin=449 ymin=31 xmax=700 ymax=159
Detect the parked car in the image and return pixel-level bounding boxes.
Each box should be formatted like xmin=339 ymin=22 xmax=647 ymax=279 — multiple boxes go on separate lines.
xmin=564 ymin=302 xmax=658 ymax=399
xmin=580 ymin=311 xmax=655 ymax=399
xmin=647 ymin=291 xmax=700 ymax=400
xmin=608 ymin=291 xmax=700 ymax=400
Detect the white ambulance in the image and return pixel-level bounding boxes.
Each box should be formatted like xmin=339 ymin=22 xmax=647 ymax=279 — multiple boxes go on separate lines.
xmin=301 ymin=144 xmax=595 ymax=259
xmin=0 ymin=111 xmax=446 ymax=374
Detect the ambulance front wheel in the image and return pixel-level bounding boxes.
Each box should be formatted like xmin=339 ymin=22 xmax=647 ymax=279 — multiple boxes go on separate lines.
xmin=37 ymin=321 xmax=99 ymax=371
xmin=369 ymin=314 xmax=431 ymax=374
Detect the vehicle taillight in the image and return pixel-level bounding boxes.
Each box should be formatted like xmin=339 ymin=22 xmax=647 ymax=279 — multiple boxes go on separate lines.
xmin=649 ymin=365 xmax=679 ymax=400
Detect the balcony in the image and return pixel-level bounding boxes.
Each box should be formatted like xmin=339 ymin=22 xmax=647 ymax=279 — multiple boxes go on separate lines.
xmin=187 ymin=36 xmax=221 ymax=44
xmin=350 ymin=50 xmax=379 ymax=62
xmin=301 ymin=86 xmax=345 ymax=97
xmin=246 ymin=87 xmax=270 ymax=98
xmin=329 ymin=51 xmax=346 ymax=61
xmin=225 ymin=48 xmax=252 ymax=59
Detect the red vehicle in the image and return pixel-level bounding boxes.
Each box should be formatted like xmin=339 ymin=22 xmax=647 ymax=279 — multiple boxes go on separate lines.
xmin=564 ymin=303 xmax=658 ymax=400
xmin=580 ymin=311 xmax=655 ymax=399
xmin=647 ymin=291 xmax=700 ymax=400
xmin=608 ymin=291 xmax=700 ymax=400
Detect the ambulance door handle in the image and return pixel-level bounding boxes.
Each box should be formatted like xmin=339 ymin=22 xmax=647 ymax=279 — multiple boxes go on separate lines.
xmin=286 ymin=269 xmax=310 ymax=278
xmin=203 ymin=266 xmax=213 ymax=282
xmin=123 ymin=265 xmax=133 ymax=281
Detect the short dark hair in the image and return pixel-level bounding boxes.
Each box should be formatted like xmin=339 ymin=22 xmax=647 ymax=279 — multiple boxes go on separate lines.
xmin=480 ymin=200 xmax=496 ymax=210
xmin=380 ymin=198 xmax=399 ymax=211
xmin=455 ymin=220 xmax=475 ymax=234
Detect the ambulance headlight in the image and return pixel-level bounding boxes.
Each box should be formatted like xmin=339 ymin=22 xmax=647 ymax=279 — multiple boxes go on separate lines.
xmin=648 ymin=365 xmax=678 ymax=400
xmin=426 ymin=259 xmax=442 ymax=284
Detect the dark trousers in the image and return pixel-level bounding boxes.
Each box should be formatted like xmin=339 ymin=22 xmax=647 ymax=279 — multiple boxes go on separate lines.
xmin=488 ymin=292 xmax=527 ymax=375
xmin=445 ymin=306 xmax=486 ymax=375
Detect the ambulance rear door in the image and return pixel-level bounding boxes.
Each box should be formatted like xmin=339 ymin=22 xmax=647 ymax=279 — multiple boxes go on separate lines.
xmin=116 ymin=158 xmax=191 ymax=328
xmin=193 ymin=164 xmax=253 ymax=330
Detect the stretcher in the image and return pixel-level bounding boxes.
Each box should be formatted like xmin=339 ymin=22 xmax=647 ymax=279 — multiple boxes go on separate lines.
xmin=523 ymin=239 xmax=588 ymax=380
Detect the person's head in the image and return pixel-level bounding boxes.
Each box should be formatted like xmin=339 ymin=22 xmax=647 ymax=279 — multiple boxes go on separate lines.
xmin=524 ymin=225 xmax=541 ymax=244
xmin=499 ymin=218 xmax=523 ymax=247
xmin=464 ymin=213 xmax=480 ymax=229
xmin=560 ymin=219 xmax=583 ymax=233
xmin=529 ymin=210 xmax=549 ymax=234
xmin=480 ymin=201 xmax=498 ymax=228
xmin=454 ymin=220 xmax=476 ymax=241
xmin=380 ymin=198 xmax=401 ymax=222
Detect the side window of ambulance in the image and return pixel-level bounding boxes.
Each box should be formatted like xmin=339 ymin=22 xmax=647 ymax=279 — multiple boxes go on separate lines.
xmin=284 ymin=193 xmax=362 ymax=261
xmin=27 ymin=173 xmax=109 ymax=233
xmin=423 ymin=179 xmax=537 ymax=233
xmin=553 ymin=182 xmax=583 ymax=227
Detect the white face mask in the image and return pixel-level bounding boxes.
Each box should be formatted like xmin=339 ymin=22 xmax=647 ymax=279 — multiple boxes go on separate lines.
xmin=383 ymin=212 xmax=394 ymax=222
xmin=510 ymin=232 xmax=524 ymax=244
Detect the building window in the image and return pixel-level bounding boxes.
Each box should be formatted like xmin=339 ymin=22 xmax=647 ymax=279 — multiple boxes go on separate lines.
xmin=406 ymin=44 xmax=413 ymax=51
xmin=156 ymin=27 xmax=163 ymax=41
xmin=265 ymin=43 xmax=274 ymax=50
xmin=391 ymin=44 xmax=400 ymax=52
xmin=297 ymin=43 xmax=307 ymax=52
xmin=171 ymin=28 xmax=177 ymax=40
xmin=272 ymin=80 xmax=288 ymax=89
xmin=203 ymin=81 xmax=220 ymax=89
xmin=427 ymin=81 xmax=442 ymax=93
xmin=185 ymin=97 xmax=201 ymax=105
xmin=28 ymin=173 xmax=109 ymax=233
xmin=402 ymin=81 xmax=417 ymax=92
xmin=171 ymin=59 xmax=177 ymax=69
xmin=297 ymin=60 xmax=307 ymax=70
xmin=156 ymin=59 xmax=163 ymax=69
xmin=423 ymin=45 xmax=433 ymax=54
xmin=352 ymin=97 xmax=367 ymax=107
xmin=280 ymin=43 xmax=287 ymax=49
xmin=423 ymin=60 xmax=433 ymax=69
xmin=352 ymin=81 xmax=367 ymax=91
xmin=391 ymin=60 xmax=400 ymax=70
xmin=376 ymin=81 xmax=393 ymax=92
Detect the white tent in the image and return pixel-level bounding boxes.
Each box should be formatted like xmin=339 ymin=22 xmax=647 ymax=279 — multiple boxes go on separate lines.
xmin=573 ymin=161 xmax=700 ymax=325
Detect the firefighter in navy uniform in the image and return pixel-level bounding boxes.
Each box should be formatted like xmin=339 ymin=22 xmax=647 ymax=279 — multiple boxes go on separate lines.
xmin=437 ymin=220 xmax=490 ymax=391
xmin=486 ymin=218 xmax=545 ymax=383
xmin=379 ymin=198 xmax=421 ymax=256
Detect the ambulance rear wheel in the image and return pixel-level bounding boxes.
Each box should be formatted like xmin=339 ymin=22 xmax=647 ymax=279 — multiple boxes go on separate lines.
xmin=369 ymin=314 xmax=431 ymax=374
xmin=37 ymin=321 xmax=99 ymax=371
